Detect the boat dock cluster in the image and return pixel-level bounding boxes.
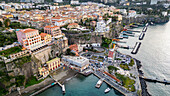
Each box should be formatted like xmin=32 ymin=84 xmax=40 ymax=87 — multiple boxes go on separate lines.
xmin=131 ymin=42 xmax=141 ymax=54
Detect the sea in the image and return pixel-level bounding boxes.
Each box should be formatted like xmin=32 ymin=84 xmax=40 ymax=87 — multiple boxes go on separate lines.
xmin=36 ymin=21 xmax=170 ymax=96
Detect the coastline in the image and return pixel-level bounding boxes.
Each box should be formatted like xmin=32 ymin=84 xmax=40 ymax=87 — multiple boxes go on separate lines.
xmin=134 ymin=58 xmax=151 ymax=96
xmin=7 ymin=67 xmax=78 ymax=96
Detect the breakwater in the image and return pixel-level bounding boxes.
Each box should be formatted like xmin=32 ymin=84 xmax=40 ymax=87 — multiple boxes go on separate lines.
xmin=135 ymin=59 xmax=151 ymax=96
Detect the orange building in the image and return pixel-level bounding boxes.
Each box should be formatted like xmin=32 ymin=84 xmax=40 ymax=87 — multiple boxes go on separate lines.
xmin=40 ymin=33 xmax=52 ymax=44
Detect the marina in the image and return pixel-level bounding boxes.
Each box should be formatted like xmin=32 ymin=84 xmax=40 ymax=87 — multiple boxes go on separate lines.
xmin=139 ymin=32 xmax=145 ymax=40
xmin=95 ymin=78 xmax=104 ymax=88
xmin=131 ymin=42 xmax=141 ymax=54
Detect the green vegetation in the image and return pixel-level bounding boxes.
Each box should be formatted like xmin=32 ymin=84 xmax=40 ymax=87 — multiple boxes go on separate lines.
xmin=129 ymin=59 xmax=135 ymax=66
xmin=120 ymin=64 xmax=130 ymax=70
xmin=0 ymin=31 xmax=18 ymax=47
xmin=115 ymin=58 xmax=122 ymax=60
xmin=7 ymin=56 xmax=32 ymax=67
xmin=0 ymin=86 xmax=8 ymax=96
xmin=25 ymin=76 xmax=44 ymax=88
xmin=108 ymin=66 xmax=119 ymax=72
xmin=115 ymin=73 xmax=136 ymax=92
xmin=0 ymin=46 xmax=22 ymax=57
xmin=66 ymin=48 xmax=76 ymax=56
xmin=4 ymin=19 xmax=11 ymax=28
xmin=15 ymin=75 xmax=25 ymax=87
xmin=101 ymin=37 xmax=112 ymax=48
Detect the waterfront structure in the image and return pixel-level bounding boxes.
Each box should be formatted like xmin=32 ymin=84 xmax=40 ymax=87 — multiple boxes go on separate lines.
xmin=40 ymin=33 xmax=52 ymax=44
xmin=44 ymin=25 xmax=61 ymax=37
xmin=62 ymin=56 xmax=89 ymax=72
xmin=46 ymin=57 xmax=60 ymax=71
xmin=39 ymin=67 xmax=49 ymax=78
xmin=16 ymin=28 xmax=43 ymax=51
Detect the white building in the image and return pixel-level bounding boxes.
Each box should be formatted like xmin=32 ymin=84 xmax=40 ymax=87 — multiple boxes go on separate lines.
xmin=95 ymin=21 xmax=109 ymax=33
xmin=54 ymin=0 xmax=63 ymax=3
xmin=62 ymin=56 xmax=89 ymax=72
xmin=128 ymin=10 xmax=136 ymax=17
xmin=70 ymin=0 xmax=79 ymax=5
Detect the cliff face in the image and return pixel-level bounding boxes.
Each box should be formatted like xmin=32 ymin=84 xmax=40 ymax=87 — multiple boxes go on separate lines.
xmin=32 ymin=47 xmax=52 ymax=68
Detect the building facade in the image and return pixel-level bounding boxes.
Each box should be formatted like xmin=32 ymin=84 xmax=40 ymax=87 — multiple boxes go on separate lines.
xmin=44 ymin=25 xmax=61 ymax=37
xmin=46 ymin=57 xmax=60 ymax=71
xmin=16 ymin=28 xmax=43 ymax=51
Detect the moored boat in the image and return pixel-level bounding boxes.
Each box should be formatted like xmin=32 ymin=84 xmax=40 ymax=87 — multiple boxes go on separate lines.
xmin=104 ymin=88 xmax=110 ymax=93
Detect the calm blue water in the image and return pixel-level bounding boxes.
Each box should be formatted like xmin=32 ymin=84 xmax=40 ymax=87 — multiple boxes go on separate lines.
xmin=36 ymin=74 xmax=123 ymax=96
xmin=118 ymin=21 xmax=170 ymax=96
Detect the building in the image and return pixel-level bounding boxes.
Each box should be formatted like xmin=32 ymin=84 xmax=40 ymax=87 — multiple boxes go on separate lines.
xmin=128 ymin=10 xmax=136 ymax=17
xmin=44 ymin=25 xmax=61 ymax=37
xmin=62 ymin=56 xmax=89 ymax=72
xmin=95 ymin=21 xmax=109 ymax=33
xmin=16 ymin=28 xmax=43 ymax=51
xmin=69 ymin=44 xmax=83 ymax=55
xmin=54 ymin=0 xmax=63 ymax=2
xmin=70 ymin=0 xmax=79 ymax=5
xmin=67 ymin=23 xmax=80 ymax=29
xmin=39 ymin=67 xmax=49 ymax=78
xmin=46 ymin=57 xmax=60 ymax=71
xmin=40 ymin=33 xmax=52 ymax=44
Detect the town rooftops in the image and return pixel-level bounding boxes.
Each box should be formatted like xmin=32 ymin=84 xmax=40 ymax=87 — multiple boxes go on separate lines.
xmin=44 ymin=25 xmax=59 ymax=28
xmin=68 ymin=23 xmax=78 ymax=26
xmin=40 ymin=33 xmax=48 ymax=37
xmin=17 ymin=28 xmax=37 ymax=33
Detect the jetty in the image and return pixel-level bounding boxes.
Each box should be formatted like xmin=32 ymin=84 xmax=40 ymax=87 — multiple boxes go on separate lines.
xmin=139 ymin=33 xmax=145 ymax=40
xmin=140 ymin=76 xmax=170 ymax=84
xmin=30 ymin=82 xmax=58 ymax=96
xmin=142 ymin=27 xmax=147 ymax=32
xmin=131 ymin=42 xmax=141 ymax=54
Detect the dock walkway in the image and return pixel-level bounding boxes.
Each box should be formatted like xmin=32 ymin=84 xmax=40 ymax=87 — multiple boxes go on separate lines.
xmin=93 ymin=71 xmax=137 ymax=96
xmin=140 ymin=76 xmax=170 ymax=84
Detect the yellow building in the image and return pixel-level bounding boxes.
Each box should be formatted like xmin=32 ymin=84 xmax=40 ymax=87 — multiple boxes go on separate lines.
xmin=40 ymin=33 xmax=52 ymax=44
xmin=2 ymin=14 xmax=13 ymax=18
xmin=46 ymin=57 xmax=60 ymax=71
xmin=39 ymin=67 xmax=49 ymax=78
xmin=5 ymin=8 xmax=16 ymax=13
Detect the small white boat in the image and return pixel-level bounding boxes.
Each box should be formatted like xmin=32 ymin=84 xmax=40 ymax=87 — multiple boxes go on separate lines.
xmin=104 ymin=88 xmax=110 ymax=93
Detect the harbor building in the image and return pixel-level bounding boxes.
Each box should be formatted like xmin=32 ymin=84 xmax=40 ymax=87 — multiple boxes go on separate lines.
xmin=62 ymin=56 xmax=89 ymax=72
xmin=46 ymin=57 xmax=61 ymax=71
xmin=16 ymin=28 xmax=43 ymax=51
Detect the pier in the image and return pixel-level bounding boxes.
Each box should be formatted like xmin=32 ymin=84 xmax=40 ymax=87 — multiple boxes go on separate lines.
xmin=139 ymin=33 xmax=145 ymax=40
xmin=140 ymin=76 xmax=170 ymax=84
xmin=93 ymin=71 xmax=137 ymax=96
xmin=30 ymin=82 xmax=58 ymax=96
xmin=131 ymin=42 xmax=141 ymax=54
xmin=142 ymin=27 xmax=147 ymax=32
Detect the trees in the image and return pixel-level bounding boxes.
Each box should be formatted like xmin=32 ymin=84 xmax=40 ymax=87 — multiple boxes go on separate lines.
xmin=0 ymin=21 xmax=3 ymax=27
xmin=4 ymin=19 xmax=11 ymax=28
